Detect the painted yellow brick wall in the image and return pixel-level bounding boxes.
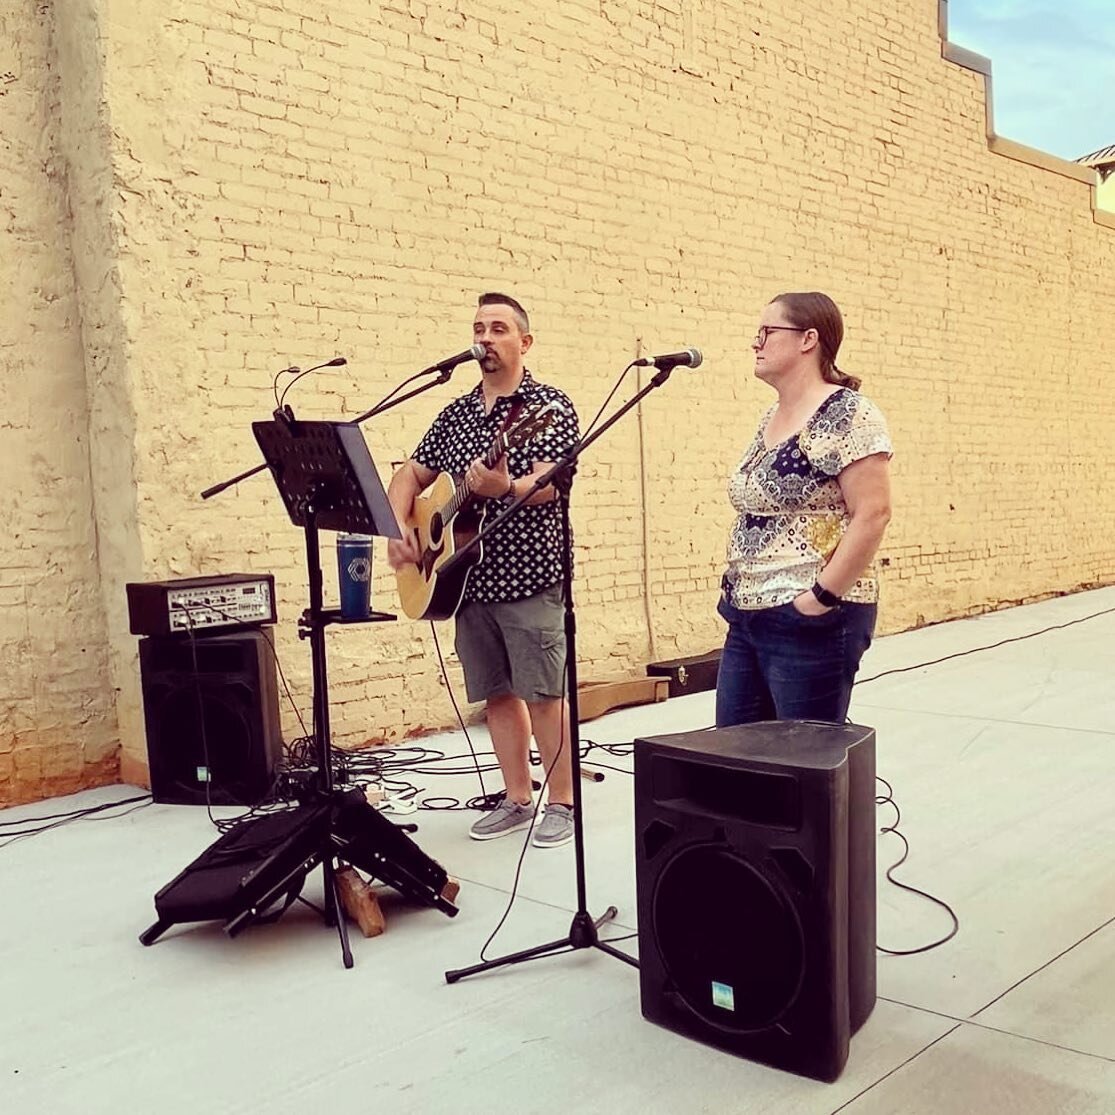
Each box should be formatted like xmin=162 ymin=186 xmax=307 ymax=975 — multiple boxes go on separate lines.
xmin=1098 ymin=174 xmax=1115 ymax=212
xmin=0 ymin=2 xmax=120 ymax=803
xmin=3 ymin=0 xmax=1113 ymax=803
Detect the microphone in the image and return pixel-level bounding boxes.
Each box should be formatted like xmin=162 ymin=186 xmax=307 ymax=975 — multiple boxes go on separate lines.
xmin=633 ymin=347 xmax=703 ymax=371
xmin=422 ymin=343 xmax=486 ymax=375
xmin=279 ymin=356 xmax=347 ymax=375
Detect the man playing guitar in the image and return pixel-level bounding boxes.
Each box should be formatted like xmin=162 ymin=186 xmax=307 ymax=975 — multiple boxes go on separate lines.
xmin=386 ymin=293 xmax=581 ymax=847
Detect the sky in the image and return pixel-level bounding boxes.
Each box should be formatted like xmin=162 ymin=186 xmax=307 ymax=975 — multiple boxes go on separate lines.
xmin=946 ymin=0 xmax=1114 ymax=161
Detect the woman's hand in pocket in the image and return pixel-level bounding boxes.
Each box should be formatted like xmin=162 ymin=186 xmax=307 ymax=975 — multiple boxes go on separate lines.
xmin=791 ymin=590 xmax=834 ymax=617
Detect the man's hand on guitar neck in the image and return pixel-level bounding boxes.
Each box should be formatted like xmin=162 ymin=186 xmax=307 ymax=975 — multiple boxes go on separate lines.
xmin=465 ymin=456 xmax=512 ymax=500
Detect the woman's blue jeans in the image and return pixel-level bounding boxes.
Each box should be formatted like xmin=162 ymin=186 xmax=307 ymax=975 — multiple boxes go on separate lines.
xmin=714 ymin=591 xmax=877 ymax=728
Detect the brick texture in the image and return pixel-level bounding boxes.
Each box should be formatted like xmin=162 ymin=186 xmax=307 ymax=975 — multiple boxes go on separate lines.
xmin=2 ymin=0 xmax=1113 ymax=804
xmin=0 ymin=1 xmax=121 ymax=805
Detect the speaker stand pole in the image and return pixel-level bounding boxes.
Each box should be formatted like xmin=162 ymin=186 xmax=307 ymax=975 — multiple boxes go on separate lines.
xmin=300 ymin=495 xmax=354 ymax=970
xmin=444 ymin=370 xmax=680 ymax=984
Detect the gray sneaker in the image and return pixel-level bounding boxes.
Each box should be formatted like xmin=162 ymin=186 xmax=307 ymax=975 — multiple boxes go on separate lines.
xmin=469 ymin=797 xmax=535 ymax=841
xmin=532 ymin=803 xmax=574 ymax=848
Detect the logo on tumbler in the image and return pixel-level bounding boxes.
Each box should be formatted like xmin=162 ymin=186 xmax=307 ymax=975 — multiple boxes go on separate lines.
xmin=346 ymin=557 xmax=371 ymax=582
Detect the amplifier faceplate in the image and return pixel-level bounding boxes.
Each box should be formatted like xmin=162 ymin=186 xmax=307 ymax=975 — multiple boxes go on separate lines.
xmin=127 ymin=574 xmax=277 ymax=636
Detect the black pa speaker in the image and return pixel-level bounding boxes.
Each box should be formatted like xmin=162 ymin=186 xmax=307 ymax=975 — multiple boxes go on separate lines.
xmin=139 ymin=791 xmax=458 ymax=947
xmin=141 ymin=799 xmax=334 ymax=942
xmin=138 ymin=630 xmax=283 ymax=806
xmin=634 ymin=720 xmax=876 ymax=1082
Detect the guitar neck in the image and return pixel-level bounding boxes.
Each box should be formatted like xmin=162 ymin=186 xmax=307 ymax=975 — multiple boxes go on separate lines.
xmin=444 ymin=432 xmax=508 ymax=522
xmin=481 ymin=438 xmax=506 ymax=472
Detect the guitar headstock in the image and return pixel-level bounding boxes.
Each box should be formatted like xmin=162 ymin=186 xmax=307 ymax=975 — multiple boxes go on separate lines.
xmin=501 ymin=399 xmax=566 ymax=450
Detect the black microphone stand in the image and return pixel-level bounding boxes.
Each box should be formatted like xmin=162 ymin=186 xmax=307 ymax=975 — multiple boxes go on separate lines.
xmin=444 ymin=362 xmax=679 ymax=984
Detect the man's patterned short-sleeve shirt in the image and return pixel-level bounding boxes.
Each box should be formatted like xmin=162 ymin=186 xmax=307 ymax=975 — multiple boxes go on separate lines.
xmin=411 ymin=371 xmax=580 ymax=604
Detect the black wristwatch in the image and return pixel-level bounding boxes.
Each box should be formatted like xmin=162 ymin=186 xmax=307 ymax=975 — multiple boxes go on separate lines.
xmin=811 ymin=582 xmax=842 ymax=608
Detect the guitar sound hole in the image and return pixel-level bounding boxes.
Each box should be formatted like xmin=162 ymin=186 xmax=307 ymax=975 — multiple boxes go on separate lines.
xmin=428 ymin=514 xmax=443 ymax=550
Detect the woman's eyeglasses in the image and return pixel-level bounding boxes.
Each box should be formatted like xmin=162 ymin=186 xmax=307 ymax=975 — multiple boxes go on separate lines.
xmin=754 ymin=325 xmax=808 ymax=348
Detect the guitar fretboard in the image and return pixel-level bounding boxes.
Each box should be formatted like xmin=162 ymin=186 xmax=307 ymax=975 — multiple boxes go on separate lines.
xmin=441 ymin=435 xmax=507 ymax=523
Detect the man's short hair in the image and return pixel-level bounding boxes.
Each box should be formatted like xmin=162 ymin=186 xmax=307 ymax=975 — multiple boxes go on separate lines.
xmin=477 ymin=292 xmax=530 ymax=334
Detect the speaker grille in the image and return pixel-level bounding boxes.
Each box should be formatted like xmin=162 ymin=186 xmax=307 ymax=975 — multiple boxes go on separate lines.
xmin=652 ymin=844 xmax=805 ymax=1032
xmin=150 ymin=682 xmax=261 ymax=804
xmin=139 ymin=631 xmax=281 ymax=806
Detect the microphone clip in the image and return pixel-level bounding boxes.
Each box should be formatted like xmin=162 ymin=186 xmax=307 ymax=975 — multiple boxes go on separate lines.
xmin=274 ymin=404 xmax=298 ymax=432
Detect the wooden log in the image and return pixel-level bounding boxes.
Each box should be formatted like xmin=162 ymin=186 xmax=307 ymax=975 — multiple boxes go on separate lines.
xmin=335 ymin=864 xmax=386 ymax=938
xmin=577 ymin=676 xmax=669 ymax=722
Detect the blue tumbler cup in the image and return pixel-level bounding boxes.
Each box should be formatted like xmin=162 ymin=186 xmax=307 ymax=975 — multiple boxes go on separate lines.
xmin=337 ymin=534 xmax=373 ymax=618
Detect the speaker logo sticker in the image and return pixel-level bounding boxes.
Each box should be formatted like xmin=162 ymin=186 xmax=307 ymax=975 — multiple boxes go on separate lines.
xmin=711 ymin=981 xmax=735 ymax=1011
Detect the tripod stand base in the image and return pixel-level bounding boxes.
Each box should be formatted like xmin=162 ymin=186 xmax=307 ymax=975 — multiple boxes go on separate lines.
xmin=444 ymin=906 xmax=638 ymax=984
xmin=140 ymin=791 xmax=456 ymax=969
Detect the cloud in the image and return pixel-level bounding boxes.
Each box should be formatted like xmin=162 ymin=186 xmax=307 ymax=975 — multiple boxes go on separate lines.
xmin=947 ymin=0 xmax=1115 ymax=158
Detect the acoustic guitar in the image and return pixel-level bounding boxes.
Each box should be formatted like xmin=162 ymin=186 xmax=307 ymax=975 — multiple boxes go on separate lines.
xmin=395 ymin=400 xmax=564 ymax=621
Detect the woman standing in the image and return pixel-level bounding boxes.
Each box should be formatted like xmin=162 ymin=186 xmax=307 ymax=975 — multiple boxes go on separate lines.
xmin=716 ymin=292 xmax=893 ymax=727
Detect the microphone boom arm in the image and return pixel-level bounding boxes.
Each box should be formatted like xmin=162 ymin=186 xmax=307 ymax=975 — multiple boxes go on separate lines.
xmin=438 ymin=364 xmax=675 ymax=578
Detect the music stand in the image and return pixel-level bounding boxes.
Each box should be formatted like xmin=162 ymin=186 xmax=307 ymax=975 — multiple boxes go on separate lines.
xmin=251 ymin=414 xmax=402 ymax=968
